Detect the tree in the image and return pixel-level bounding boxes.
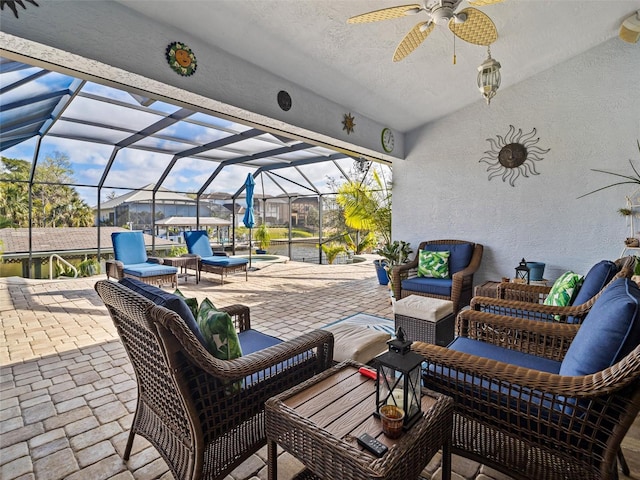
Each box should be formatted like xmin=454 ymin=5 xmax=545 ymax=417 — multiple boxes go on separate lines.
xmin=0 ymin=153 xmax=95 ymax=228
xmin=336 ymin=169 xmax=392 ymax=247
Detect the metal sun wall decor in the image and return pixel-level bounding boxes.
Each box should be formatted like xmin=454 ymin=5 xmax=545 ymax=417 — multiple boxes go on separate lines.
xmin=1 ymin=0 xmax=38 ymax=18
xmin=479 ymin=125 xmax=550 ymax=187
xmin=342 ymin=113 xmax=356 ymax=134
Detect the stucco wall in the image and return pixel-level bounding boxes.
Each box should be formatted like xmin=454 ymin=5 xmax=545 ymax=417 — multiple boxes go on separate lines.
xmin=394 ymin=38 xmax=640 ymax=283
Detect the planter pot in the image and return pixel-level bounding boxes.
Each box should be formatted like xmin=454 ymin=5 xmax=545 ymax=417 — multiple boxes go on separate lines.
xmin=526 ymin=262 xmax=545 ymax=281
xmin=374 ymin=259 xmax=389 ymax=285
xmin=256 ymin=249 xmax=267 ymax=255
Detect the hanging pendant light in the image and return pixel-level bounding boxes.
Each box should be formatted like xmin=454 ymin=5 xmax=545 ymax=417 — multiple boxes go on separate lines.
xmin=477 ymin=46 xmax=501 ymax=105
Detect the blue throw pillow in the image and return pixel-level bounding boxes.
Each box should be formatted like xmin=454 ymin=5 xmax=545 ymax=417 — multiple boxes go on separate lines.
xmin=119 ymin=278 xmax=207 ymax=347
xmin=559 ymin=278 xmax=640 ymax=377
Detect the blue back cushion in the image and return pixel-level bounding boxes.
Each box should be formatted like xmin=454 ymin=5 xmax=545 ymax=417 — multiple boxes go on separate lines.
xmin=560 ymin=278 xmax=640 ymax=377
xmin=112 ymin=231 xmax=148 ymax=265
xmin=571 ymin=260 xmax=618 ymax=306
xmin=184 ymin=230 xmax=213 ymax=257
xmin=426 ymin=243 xmax=474 ymax=274
xmin=119 ymin=277 xmax=207 ymax=347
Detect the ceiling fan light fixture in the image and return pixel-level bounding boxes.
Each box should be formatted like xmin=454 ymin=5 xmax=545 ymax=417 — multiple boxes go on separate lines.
xmin=619 ymin=10 xmax=640 ymax=43
xmin=431 ymin=6 xmax=454 ymax=25
xmin=477 ymin=47 xmax=501 ymax=105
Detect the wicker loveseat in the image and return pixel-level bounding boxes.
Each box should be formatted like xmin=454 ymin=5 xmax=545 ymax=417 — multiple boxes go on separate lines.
xmin=470 ymin=256 xmax=636 ymax=323
xmin=414 ymin=276 xmax=640 ymax=480
xmin=95 ymin=279 xmax=334 ymax=480
xmin=391 ymin=239 xmax=483 ymax=314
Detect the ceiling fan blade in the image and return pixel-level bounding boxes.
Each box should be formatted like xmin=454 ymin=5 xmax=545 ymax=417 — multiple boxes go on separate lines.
xmin=393 ymin=22 xmax=435 ymax=62
xmin=468 ymin=0 xmax=504 ymax=6
xmin=449 ymin=7 xmax=497 ymax=46
xmin=347 ymin=4 xmax=422 ymax=24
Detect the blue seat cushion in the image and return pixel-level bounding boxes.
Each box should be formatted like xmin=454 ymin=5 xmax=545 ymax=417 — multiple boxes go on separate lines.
xmin=560 ymin=277 xmax=640 ymax=377
xmin=237 ymin=329 xmax=282 ymax=355
xmin=449 ymin=337 xmax=561 ymax=373
xmin=402 ymin=277 xmax=452 ymax=297
xmin=119 ymin=277 xmax=207 ymax=347
xmin=201 ymin=256 xmax=248 ymax=267
xmin=426 ymin=243 xmax=474 ymax=275
xmin=184 ymin=230 xmax=214 ymax=257
xmin=570 ymin=260 xmax=618 ymax=306
xmin=122 ymin=262 xmax=178 ymax=278
xmin=112 ymin=231 xmax=148 ymax=264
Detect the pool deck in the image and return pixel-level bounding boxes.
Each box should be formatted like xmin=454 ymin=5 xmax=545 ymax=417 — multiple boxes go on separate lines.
xmin=1 ymin=257 xmax=639 ymax=480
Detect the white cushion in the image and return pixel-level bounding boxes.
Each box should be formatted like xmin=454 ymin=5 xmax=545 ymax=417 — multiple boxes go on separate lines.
xmin=394 ymin=295 xmax=454 ymax=322
xmin=325 ymin=323 xmax=390 ymax=364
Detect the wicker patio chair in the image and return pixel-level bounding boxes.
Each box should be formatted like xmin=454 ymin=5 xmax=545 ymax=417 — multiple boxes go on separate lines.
xmin=95 ymin=280 xmax=334 ymax=480
xmin=413 ymin=277 xmax=640 ymax=480
xmin=470 ymin=256 xmax=636 ymax=324
xmin=391 ymin=239 xmax=483 ymax=314
xmin=105 ymin=231 xmax=178 ymax=287
xmin=184 ymin=230 xmax=248 ymax=285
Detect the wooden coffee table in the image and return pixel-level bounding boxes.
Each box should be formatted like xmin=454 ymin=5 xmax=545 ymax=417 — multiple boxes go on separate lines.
xmin=266 ymin=360 xmax=453 ymax=480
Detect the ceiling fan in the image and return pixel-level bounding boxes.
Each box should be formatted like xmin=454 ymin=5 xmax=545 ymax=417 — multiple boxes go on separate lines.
xmin=347 ymin=0 xmax=503 ymax=62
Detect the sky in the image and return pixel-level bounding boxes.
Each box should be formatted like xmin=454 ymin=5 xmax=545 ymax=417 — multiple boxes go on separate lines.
xmin=1 ymin=61 xmax=391 ymax=206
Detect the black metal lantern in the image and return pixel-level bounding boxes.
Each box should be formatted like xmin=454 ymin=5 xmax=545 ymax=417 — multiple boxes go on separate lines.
xmin=515 ymin=258 xmax=530 ymax=284
xmin=375 ymin=328 xmax=423 ymax=429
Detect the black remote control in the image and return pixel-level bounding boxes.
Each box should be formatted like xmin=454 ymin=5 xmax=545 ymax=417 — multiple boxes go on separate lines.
xmin=357 ymin=433 xmax=388 ymax=457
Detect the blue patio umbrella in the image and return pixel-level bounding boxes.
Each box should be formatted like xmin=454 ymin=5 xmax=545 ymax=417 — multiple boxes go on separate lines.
xmin=242 ymin=173 xmax=256 ymax=268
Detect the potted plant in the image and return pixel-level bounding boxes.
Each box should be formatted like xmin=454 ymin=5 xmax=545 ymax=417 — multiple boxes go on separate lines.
xmin=374 ymin=240 xmax=413 ymax=287
xmin=254 ymin=223 xmax=271 ymax=254
xmin=78 ymin=258 xmax=100 ymax=277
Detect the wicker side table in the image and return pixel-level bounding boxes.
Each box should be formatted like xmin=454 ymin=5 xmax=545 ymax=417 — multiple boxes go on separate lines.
xmin=474 ymin=280 xmax=501 ymax=298
xmin=162 ymin=256 xmax=199 ymax=284
xmin=266 ymin=360 xmax=453 ymax=480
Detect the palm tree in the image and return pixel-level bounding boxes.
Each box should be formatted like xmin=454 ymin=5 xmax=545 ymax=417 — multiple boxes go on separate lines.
xmin=336 ymin=169 xmax=392 ymax=246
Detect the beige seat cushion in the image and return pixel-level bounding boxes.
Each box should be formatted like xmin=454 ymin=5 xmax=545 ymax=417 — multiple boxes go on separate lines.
xmin=394 ymin=295 xmax=454 ymax=322
xmin=325 ymin=323 xmax=391 ymax=364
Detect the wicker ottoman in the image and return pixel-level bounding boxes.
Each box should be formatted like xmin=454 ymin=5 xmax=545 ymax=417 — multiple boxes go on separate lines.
xmin=394 ymin=295 xmax=455 ymax=346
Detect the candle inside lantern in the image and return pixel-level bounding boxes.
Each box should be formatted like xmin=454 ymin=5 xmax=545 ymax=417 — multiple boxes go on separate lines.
xmin=387 ymin=388 xmax=414 ymax=411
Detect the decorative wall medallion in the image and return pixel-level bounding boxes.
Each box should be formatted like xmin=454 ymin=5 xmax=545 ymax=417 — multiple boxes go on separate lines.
xmin=0 ymin=0 xmax=38 ymax=18
xmin=342 ymin=113 xmax=356 ymax=134
xmin=165 ymin=42 xmax=197 ymax=77
xmin=277 ymin=90 xmax=292 ymax=111
xmin=479 ymin=125 xmax=550 ymax=187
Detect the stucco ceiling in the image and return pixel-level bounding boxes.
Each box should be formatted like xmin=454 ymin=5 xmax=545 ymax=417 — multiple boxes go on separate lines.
xmin=117 ymin=0 xmax=638 ymax=133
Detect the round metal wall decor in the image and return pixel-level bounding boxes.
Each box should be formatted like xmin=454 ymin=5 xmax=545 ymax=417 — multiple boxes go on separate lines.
xmin=277 ymin=90 xmax=292 ymax=111
xmin=479 ymin=125 xmax=550 ymax=187
xmin=166 ymin=42 xmax=197 ymax=77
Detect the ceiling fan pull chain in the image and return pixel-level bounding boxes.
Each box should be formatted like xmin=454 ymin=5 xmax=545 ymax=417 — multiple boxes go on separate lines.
xmin=453 ymin=25 xmax=457 ymax=64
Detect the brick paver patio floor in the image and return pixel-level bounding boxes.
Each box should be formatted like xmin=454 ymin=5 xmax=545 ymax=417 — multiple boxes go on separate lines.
xmin=1 ymin=258 xmax=638 ymax=480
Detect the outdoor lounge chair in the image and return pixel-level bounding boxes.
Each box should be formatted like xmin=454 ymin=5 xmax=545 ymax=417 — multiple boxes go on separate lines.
xmin=391 ymin=239 xmax=483 ymax=314
xmin=106 ymin=231 xmax=178 ymax=287
xmin=95 ymin=279 xmax=334 ymax=480
xmin=184 ymin=230 xmax=248 ymax=285
xmin=470 ymin=256 xmax=636 ymax=323
xmin=414 ymin=276 xmax=640 ymax=480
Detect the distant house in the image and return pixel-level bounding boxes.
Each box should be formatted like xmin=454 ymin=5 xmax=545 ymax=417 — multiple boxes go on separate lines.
xmin=96 ymin=184 xmax=224 ymax=232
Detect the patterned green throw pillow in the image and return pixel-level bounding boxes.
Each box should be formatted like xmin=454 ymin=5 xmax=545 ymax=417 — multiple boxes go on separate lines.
xmin=196 ymin=298 xmax=243 ymax=360
xmin=418 ymin=250 xmax=450 ymax=278
xmin=543 ymin=271 xmax=584 ymax=308
xmin=173 ymin=288 xmax=199 ymax=319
